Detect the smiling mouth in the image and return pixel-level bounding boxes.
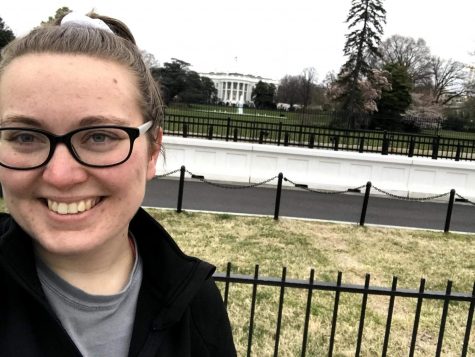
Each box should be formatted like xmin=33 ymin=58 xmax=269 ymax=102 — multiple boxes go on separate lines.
xmin=47 ymin=198 xmax=101 ymax=215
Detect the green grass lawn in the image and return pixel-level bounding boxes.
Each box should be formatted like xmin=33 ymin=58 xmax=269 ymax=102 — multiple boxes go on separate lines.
xmin=148 ymin=209 xmax=474 ymax=356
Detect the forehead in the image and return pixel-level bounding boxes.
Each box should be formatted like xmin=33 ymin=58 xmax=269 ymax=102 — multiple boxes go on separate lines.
xmin=1 ymin=53 xmax=135 ymax=92
xmin=0 ymin=54 xmax=142 ymax=128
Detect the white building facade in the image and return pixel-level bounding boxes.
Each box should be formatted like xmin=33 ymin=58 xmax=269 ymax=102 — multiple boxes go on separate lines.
xmin=200 ymin=72 xmax=278 ymax=105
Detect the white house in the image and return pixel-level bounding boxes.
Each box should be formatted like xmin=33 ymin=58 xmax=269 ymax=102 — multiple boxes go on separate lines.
xmin=200 ymin=72 xmax=278 ymax=105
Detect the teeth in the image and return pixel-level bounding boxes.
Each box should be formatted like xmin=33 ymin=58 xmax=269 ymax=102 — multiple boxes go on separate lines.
xmin=47 ymin=198 xmax=99 ymax=215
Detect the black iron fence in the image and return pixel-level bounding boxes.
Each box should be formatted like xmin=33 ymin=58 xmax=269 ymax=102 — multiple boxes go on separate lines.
xmin=165 ymin=103 xmax=475 ymax=138
xmin=163 ymin=114 xmax=475 ymax=161
xmin=152 ymin=169 xmax=475 ymax=354
xmin=213 ymin=263 xmax=475 ymax=356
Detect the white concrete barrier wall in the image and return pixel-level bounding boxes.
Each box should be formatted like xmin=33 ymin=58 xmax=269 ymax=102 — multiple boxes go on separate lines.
xmin=156 ymin=136 xmax=475 ymax=200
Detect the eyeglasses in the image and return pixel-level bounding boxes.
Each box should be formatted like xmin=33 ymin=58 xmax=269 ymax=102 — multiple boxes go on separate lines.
xmin=0 ymin=121 xmax=153 ymax=170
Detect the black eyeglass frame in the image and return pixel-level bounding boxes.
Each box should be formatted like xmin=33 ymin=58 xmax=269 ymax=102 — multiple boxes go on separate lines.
xmin=0 ymin=121 xmax=153 ymax=170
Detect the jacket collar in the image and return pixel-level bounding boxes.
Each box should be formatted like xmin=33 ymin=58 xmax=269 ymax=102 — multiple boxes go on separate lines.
xmin=130 ymin=208 xmax=215 ymax=310
xmin=0 ymin=208 xmax=216 ymax=326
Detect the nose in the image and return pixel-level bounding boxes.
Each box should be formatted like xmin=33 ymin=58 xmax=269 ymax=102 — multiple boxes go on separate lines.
xmin=42 ymin=143 xmax=88 ymax=188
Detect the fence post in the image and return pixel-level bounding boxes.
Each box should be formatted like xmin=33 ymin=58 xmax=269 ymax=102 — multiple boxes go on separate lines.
xmin=358 ymin=137 xmax=364 ymax=153
xmin=333 ymin=135 xmax=339 ymax=151
xmin=225 ymin=117 xmax=231 ymax=142
xmin=284 ymin=132 xmax=289 ymax=146
xmin=233 ymin=128 xmax=238 ymax=142
xmin=455 ymin=144 xmax=461 ymax=161
xmin=208 ymin=125 xmax=213 ymax=140
xmin=432 ymin=136 xmax=440 ymax=160
xmin=298 ymin=124 xmax=303 ymax=145
xmin=277 ymin=122 xmax=282 ymax=146
xmin=408 ymin=137 xmax=415 ymax=157
xmin=182 ymin=123 xmax=188 ymax=138
xmin=274 ymin=173 xmax=283 ymax=220
xmin=444 ymin=189 xmax=455 ymax=233
xmin=259 ymin=130 xmax=265 ymax=144
xmin=177 ymin=165 xmax=185 ymax=213
xmin=462 ymin=282 xmax=475 ymax=356
xmin=308 ymin=134 xmax=315 ymax=148
xmin=360 ymin=181 xmax=372 ymax=226
xmin=382 ymin=131 xmax=389 ymax=155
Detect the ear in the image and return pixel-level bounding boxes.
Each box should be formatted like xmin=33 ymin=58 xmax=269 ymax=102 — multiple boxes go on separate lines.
xmin=146 ymin=127 xmax=162 ymax=180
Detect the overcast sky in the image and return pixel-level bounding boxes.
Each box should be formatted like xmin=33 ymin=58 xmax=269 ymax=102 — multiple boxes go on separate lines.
xmin=3 ymin=0 xmax=475 ymax=81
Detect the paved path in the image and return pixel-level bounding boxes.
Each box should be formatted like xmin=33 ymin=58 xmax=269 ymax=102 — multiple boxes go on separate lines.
xmin=144 ymin=177 xmax=475 ymax=233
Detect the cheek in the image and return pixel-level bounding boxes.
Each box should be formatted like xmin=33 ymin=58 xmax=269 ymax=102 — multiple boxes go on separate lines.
xmin=0 ymin=170 xmax=36 ymax=197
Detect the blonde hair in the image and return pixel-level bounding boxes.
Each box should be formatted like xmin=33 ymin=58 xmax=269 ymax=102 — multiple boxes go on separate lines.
xmin=0 ymin=12 xmax=164 ymax=145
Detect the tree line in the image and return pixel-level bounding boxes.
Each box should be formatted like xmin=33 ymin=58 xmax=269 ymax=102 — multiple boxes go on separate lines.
xmin=2 ymin=3 xmax=474 ymax=133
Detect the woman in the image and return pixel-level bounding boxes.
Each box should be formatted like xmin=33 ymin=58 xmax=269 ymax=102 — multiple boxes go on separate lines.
xmin=0 ymin=12 xmax=236 ymax=356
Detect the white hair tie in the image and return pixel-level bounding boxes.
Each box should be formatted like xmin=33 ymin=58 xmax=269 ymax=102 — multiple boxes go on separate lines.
xmin=60 ymin=12 xmax=113 ymax=33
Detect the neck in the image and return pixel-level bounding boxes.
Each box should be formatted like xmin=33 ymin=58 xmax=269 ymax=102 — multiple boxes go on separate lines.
xmin=35 ymin=235 xmax=135 ymax=295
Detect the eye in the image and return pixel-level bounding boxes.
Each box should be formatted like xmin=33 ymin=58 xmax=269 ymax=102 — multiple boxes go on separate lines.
xmin=81 ymin=130 xmax=120 ymax=144
xmin=17 ymin=133 xmax=36 ymax=143
xmin=2 ymin=130 xmax=47 ymax=144
xmin=90 ymin=133 xmax=108 ymax=143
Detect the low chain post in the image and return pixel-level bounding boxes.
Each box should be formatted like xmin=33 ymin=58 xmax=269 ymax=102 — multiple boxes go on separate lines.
xmin=274 ymin=173 xmax=283 ymax=220
xmin=182 ymin=123 xmax=188 ymax=138
xmin=444 ymin=189 xmax=455 ymax=233
xmin=284 ymin=132 xmax=289 ymax=146
xmin=177 ymin=165 xmax=185 ymax=213
xmin=360 ymin=181 xmax=372 ymax=226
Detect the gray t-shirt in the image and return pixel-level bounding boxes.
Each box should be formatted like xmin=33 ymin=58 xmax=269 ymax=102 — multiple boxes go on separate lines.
xmin=36 ymin=244 xmax=143 ymax=357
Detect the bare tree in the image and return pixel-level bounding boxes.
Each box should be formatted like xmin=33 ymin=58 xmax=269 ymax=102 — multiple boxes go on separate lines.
xmin=140 ymin=50 xmax=160 ymax=68
xmin=379 ymin=35 xmax=432 ymax=86
xmin=300 ymin=67 xmax=317 ymax=109
xmin=276 ymin=75 xmax=303 ymax=108
xmin=430 ymin=57 xmax=467 ymax=105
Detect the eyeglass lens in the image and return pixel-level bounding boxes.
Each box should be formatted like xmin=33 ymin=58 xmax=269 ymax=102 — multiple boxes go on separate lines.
xmin=0 ymin=127 xmax=134 ymax=169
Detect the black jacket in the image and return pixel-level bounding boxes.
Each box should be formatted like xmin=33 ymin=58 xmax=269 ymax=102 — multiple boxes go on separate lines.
xmin=0 ymin=208 xmax=236 ymax=356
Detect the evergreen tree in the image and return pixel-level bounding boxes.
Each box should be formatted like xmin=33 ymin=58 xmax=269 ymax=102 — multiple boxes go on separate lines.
xmin=336 ymin=0 xmax=386 ymax=127
xmin=0 ymin=17 xmax=15 ymax=51
xmin=153 ymin=58 xmax=217 ymax=105
xmin=371 ymin=63 xmax=412 ymax=130
xmin=41 ymin=7 xmax=72 ymax=25
xmin=251 ymin=81 xmax=276 ymax=109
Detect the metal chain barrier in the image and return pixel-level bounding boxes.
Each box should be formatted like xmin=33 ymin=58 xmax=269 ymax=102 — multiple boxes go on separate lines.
xmin=186 ymin=169 xmax=279 ymax=189
xmin=455 ymin=193 xmax=475 ymax=206
xmin=372 ymin=185 xmax=450 ymax=201
xmin=156 ymin=167 xmax=458 ymax=202
xmin=155 ymin=168 xmax=182 ymax=178
xmin=284 ymin=177 xmax=366 ymax=195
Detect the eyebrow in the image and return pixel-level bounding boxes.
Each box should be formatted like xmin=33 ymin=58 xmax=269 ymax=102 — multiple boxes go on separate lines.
xmin=1 ymin=115 xmax=131 ymax=128
xmin=78 ymin=116 xmax=131 ymax=127
xmin=0 ymin=115 xmax=42 ymax=127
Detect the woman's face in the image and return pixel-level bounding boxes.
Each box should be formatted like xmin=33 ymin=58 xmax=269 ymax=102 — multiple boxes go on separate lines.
xmin=0 ymin=53 xmax=160 ymax=256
